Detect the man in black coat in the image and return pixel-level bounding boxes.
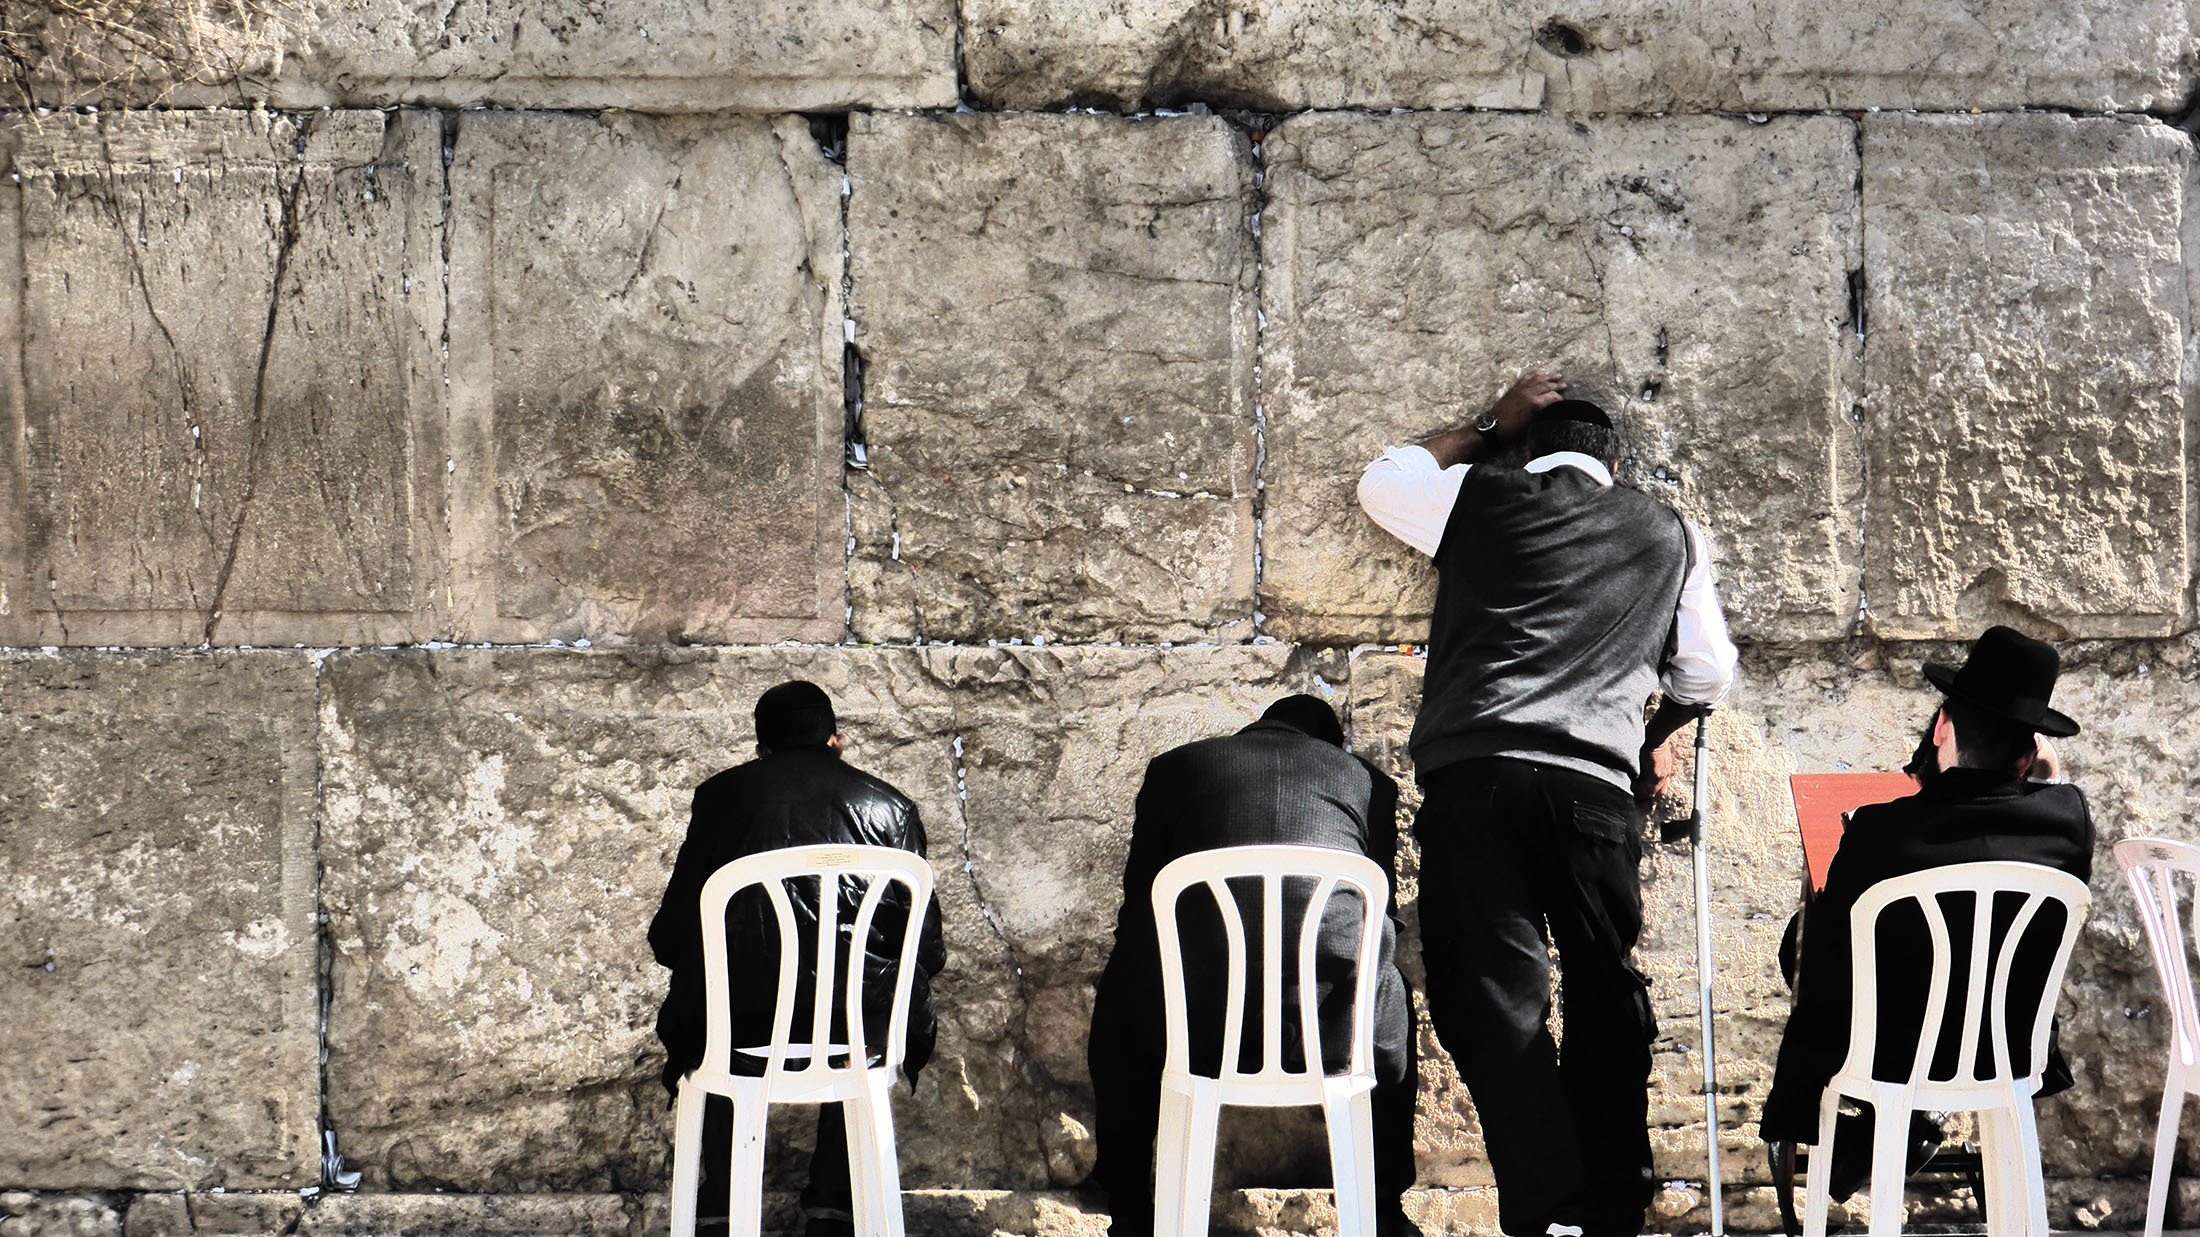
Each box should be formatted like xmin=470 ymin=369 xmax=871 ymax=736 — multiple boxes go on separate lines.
xmin=1086 ymin=695 xmax=1419 ymax=1237
xmin=1760 ymin=627 xmax=2095 ymax=1186
xmin=649 ymin=681 xmax=947 ymax=1237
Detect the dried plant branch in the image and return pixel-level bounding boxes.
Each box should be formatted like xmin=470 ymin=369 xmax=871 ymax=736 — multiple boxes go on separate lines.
xmin=0 ymin=0 xmax=310 ymax=109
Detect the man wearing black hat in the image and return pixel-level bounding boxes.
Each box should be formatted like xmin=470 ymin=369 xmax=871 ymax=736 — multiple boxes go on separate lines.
xmin=649 ymin=681 xmax=947 ymax=1237
xmin=1759 ymin=626 xmax=2094 ymax=1178
xmin=1086 ymin=695 xmax=1421 ymax=1237
xmin=1356 ymin=372 xmax=1739 ymax=1237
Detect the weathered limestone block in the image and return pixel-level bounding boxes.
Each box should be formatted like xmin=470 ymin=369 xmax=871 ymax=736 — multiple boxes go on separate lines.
xmin=1262 ymin=113 xmax=1860 ymax=644
xmin=1862 ymin=115 xmax=2191 ymax=640
xmin=0 ymin=1194 xmax=120 ymax=1237
xmin=293 ymin=1193 xmax=636 ymax=1235
xmin=24 ymin=0 xmax=957 ymax=111
xmin=2020 ymin=647 xmax=2200 ymax=1179
xmin=847 ymin=113 xmax=1257 ymax=644
xmin=320 ymin=647 xmax=960 ymax=1190
xmin=0 ymin=654 xmax=320 ymax=1189
xmin=447 ymin=113 xmax=845 ymax=644
xmin=961 ymin=0 xmax=2188 ymax=113
xmin=0 ymin=111 xmax=445 ymax=647
xmin=123 ymin=1193 xmax=306 ymax=1236
xmin=930 ymin=644 xmax=1349 ymax=1187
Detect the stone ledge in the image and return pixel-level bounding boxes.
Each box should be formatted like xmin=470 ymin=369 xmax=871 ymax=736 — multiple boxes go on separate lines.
xmin=5 ymin=1185 xmax=2192 ymax=1236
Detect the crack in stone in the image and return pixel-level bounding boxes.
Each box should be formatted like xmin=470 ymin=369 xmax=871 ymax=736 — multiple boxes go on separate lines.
xmin=1243 ymin=116 xmax=1270 ymax=640
xmin=1849 ymin=114 xmax=1871 ymax=635
xmin=855 ymin=467 xmax=930 ymax=642
xmin=203 ymin=117 xmax=314 ymax=645
xmin=938 ymin=716 xmax=1055 ymax=1183
xmin=1576 ymin=234 xmax=1626 ymax=399
xmin=93 ymin=123 xmax=205 ymax=540
xmin=615 ymin=169 xmax=680 ymax=302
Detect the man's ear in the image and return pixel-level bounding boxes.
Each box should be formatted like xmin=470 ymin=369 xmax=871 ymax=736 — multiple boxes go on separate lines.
xmin=1931 ymin=707 xmax=1955 ymax=749
xmin=828 ymin=733 xmax=848 ymax=754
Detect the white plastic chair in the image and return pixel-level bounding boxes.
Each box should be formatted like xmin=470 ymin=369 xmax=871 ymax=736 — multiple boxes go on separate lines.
xmin=1149 ymin=844 xmax=1389 ymax=1237
xmin=668 ymin=844 xmax=934 ymax=1237
xmin=2114 ymin=837 xmax=2200 ymax=1237
xmin=1801 ymin=861 xmax=2089 ymax=1237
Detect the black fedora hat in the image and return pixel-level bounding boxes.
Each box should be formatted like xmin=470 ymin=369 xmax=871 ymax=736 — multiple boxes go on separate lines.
xmin=1921 ymin=625 xmax=2079 ymax=738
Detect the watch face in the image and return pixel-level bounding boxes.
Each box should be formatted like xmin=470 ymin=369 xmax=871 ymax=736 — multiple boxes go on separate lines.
xmin=1475 ymin=414 xmax=1500 ymax=432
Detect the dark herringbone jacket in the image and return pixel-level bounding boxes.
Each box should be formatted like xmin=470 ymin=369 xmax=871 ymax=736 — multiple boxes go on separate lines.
xmin=1093 ymin=718 xmax=1412 ymax=1082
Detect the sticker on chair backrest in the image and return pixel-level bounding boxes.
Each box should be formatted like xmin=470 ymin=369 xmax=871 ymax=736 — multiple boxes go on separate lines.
xmin=813 ymin=847 xmax=857 ymax=868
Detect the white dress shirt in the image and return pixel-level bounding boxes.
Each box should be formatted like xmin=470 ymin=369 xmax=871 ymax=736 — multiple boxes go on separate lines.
xmin=1356 ymin=445 xmax=1740 ymax=707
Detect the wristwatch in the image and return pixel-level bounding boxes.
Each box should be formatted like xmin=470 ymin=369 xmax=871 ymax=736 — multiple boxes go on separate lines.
xmin=1473 ymin=411 xmax=1501 ymax=435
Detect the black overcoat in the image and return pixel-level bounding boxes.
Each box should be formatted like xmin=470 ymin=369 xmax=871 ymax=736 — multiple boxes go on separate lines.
xmin=1090 ymin=718 xmax=1414 ymax=1083
xmin=1759 ymin=767 xmax=2094 ymax=1143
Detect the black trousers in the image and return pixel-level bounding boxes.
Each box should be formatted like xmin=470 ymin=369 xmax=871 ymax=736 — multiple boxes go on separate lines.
xmin=1086 ymin=986 xmax=1419 ymax=1237
xmin=1414 ymin=757 xmax=1656 ymax=1237
xmin=693 ymin=1095 xmax=852 ymax=1226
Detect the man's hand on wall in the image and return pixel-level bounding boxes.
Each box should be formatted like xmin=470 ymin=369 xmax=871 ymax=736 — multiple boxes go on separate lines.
xmin=1486 ymin=369 xmax=1567 ymax=441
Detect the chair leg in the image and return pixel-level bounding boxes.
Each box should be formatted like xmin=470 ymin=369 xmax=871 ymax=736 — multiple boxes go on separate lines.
xmin=1322 ymin=1082 xmax=1378 ymax=1237
xmin=1803 ymin=1094 xmax=1839 ymax=1237
xmin=670 ymin=1081 xmax=708 ymax=1237
xmin=2008 ymin=1099 xmax=2051 ymax=1237
xmin=1865 ymin=1098 xmax=1909 ymax=1237
xmin=2144 ymin=1073 xmax=2186 ymax=1237
xmin=850 ymin=1075 xmax=907 ymax=1237
xmin=1154 ymin=1079 xmax=1220 ymax=1237
xmin=727 ymin=1083 xmax=770 ymax=1237
xmin=841 ymin=1099 xmax=875 ymax=1237
xmin=1977 ymin=1106 xmax=2025 ymax=1237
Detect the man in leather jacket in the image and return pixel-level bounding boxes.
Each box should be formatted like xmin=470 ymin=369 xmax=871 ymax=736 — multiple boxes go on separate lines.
xmin=650 ymin=681 xmax=947 ymax=1237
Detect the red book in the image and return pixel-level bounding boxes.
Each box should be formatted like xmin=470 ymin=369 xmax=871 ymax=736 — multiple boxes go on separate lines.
xmin=1788 ymin=773 xmax=1919 ymax=892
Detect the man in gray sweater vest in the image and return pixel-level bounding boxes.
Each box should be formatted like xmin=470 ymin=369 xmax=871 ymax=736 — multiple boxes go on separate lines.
xmin=1358 ymin=372 xmax=1738 ymax=1237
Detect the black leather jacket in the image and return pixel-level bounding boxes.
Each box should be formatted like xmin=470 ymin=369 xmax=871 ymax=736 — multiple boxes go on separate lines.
xmin=649 ymin=746 xmax=947 ymax=1093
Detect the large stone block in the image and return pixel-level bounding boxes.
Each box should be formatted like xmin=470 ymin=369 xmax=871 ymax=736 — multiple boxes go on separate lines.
xmin=1862 ymin=115 xmax=2191 ymax=640
xmin=25 ymin=0 xmax=957 ymax=111
xmin=0 ymin=653 xmax=320 ymax=1189
xmin=925 ymin=644 xmax=1349 ymax=1187
xmin=0 ymin=111 xmax=446 ymax=647
xmin=961 ymin=0 xmax=2188 ymax=113
xmin=319 ymin=647 xmax=961 ymax=1190
xmin=1262 ymin=113 xmax=1861 ymax=644
xmin=447 ymin=113 xmax=845 ymax=644
xmin=0 ymin=1194 xmax=120 ymax=1237
xmin=847 ymin=113 xmax=1257 ymax=644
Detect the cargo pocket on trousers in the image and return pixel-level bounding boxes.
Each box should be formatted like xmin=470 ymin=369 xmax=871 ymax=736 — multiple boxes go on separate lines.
xmin=1622 ymin=960 xmax=1657 ymax=1044
xmin=1570 ymin=799 xmax=1642 ymax=866
xmin=1566 ymin=799 xmax=1650 ymax=981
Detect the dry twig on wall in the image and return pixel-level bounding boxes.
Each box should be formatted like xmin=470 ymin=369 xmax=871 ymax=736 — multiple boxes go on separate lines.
xmin=0 ymin=0 xmax=306 ymax=108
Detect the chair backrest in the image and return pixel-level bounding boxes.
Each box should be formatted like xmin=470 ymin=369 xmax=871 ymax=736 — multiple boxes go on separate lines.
xmin=693 ymin=843 xmax=934 ymax=1090
xmin=1839 ymin=860 xmax=2089 ymax=1093
xmin=2115 ymin=837 xmax=2200 ymax=1073
xmin=1150 ymin=844 xmax=1387 ymax=1088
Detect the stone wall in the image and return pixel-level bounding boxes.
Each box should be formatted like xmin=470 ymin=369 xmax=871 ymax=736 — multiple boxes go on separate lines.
xmin=2 ymin=3 xmax=2197 ymax=1232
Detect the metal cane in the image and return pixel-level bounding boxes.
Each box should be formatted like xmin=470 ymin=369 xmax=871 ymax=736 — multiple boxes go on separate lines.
xmin=1659 ymin=713 xmax=1723 ymax=1236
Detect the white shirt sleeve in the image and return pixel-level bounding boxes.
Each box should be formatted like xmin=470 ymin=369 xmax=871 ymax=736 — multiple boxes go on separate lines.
xmin=1355 ymin=445 xmax=1468 ymax=558
xmin=1662 ymin=520 xmax=1740 ymax=707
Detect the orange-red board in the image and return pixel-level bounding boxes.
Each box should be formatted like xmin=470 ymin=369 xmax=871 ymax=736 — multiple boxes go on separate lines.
xmin=1788 ymin=773 xmax=1919 ymax=892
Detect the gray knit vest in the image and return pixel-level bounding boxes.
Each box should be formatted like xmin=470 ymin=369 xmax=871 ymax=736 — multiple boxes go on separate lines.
xmin=1409 ymin=463 xmax=1691 ymax=791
